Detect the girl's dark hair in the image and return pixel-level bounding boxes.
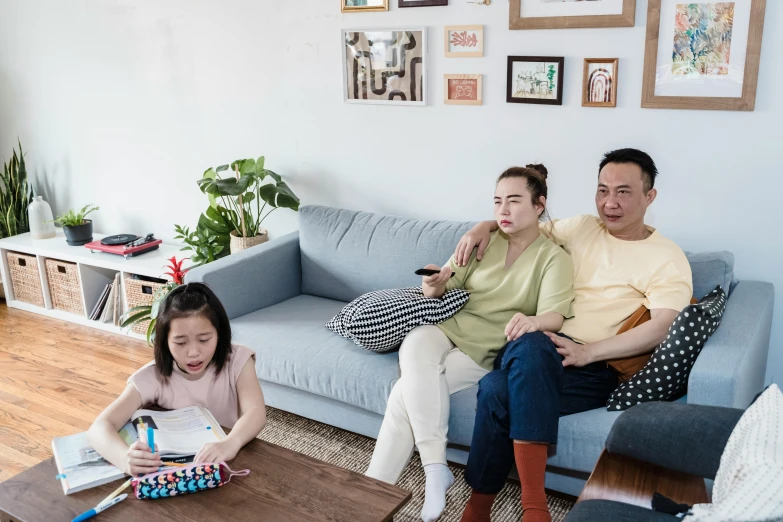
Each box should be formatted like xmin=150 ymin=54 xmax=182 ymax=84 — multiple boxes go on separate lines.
xmin=496 ymin=164 xmax=550 ymax=221
xmin=153 ymin=282 xmax=233 ymax=378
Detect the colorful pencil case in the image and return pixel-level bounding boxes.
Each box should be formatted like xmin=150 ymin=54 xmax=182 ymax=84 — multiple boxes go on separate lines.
xmin=131 ymin=462 xmax=249 ymax=499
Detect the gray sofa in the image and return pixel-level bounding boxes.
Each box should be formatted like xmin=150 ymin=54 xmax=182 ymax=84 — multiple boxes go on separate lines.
xmin=185 ymin=205 xmax=775 ymax=497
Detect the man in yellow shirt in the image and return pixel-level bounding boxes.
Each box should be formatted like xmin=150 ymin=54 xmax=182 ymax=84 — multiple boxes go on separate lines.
xmin=455 ymin=149 xmax=693 ymax=522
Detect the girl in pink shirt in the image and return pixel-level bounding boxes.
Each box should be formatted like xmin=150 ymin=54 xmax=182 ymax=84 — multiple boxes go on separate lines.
xmin=88 ymin=283 xmax=266 ymax=476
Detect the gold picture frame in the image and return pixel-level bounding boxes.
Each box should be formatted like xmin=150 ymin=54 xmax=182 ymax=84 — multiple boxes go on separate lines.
xmin=509 ymin=0 xmax=635 ymax=30
xmin=341 ymin=0 xmax=389 ymax=13
xmin=641 ymin=0 xmax=766 ymax=111
xmin=582 ymin=58 xmax=619 ymax=108
xmin=444 ymin=25 xmax=484 ymax=58
xmin=444 ymin=74 xmax=483 ymax=106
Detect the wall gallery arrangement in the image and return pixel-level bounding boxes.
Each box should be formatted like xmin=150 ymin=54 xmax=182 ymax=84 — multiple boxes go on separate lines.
xmin=342 ymin=29 xmax=427 ymax=106
xmin=339 ymin=0 xmax=767 ymax=112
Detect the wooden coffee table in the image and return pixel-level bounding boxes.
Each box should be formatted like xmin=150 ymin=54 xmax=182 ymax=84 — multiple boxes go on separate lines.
xmin=0 ymin=436 xmax=411 ymax=522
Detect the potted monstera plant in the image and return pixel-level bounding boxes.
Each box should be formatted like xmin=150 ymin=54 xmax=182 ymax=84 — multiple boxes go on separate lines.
xmin=196 ymin=156 xmax=300 ymax=254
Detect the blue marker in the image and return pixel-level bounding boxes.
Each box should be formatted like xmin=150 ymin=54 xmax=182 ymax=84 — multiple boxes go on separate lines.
xmin=72 ymin=493 xmax=127 ymax=522
xmin=147 ymin=426 xmax=155 ymax=455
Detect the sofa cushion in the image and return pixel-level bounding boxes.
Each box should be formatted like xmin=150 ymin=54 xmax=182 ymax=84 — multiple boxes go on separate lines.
xmin=231 ymin=294 xmax=400 ymax=415
xmin=686 ymin=251 xmax=734 ymax=299
xmin=299 ymin=205 xmax=473 ymax=302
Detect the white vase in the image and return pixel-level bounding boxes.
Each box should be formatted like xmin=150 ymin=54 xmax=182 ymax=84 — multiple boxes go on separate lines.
xmin=28 ymin=196 xmax=56 ymax=239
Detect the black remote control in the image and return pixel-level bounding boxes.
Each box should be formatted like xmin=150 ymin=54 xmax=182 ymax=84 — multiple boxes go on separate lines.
xmin=415 ymin=268 xmax=456 ymax=278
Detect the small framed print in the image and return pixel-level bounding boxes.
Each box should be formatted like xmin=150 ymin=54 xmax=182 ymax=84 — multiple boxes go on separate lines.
xmin=444 ymin=74 xmax=483 ymax=106
xmin=582 ymin=58 xmax=618 ymax=108
xmin=445 ymin=26 xmax=484 ymax=58
xmin=507 ymin=56 xmax=564 ymax=106
xmin=341 ymin=0 xmax=389 ymax=12
xmin=642 ymin=0 xmax=767 ymax=111
xmin=509 ymin=0 xmax=636 ymax=30
xmin=399 ymin=0 xmax=447 ymax=7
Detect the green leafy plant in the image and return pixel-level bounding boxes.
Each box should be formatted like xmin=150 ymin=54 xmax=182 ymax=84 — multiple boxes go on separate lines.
xmin=53 ymin=204 xmax=99 ymax=227
xmin=0 ymin=140 xmax=33 ymax=239
xmin=196 ymin=156 xmax=300 ymax=238
xmin=120 ymin=257 xmax=189 ymax=346
xmin=173 ymin=223 xmax=227 ymax=266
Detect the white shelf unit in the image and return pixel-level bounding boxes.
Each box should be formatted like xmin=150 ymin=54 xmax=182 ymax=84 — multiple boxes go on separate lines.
xmin=0 ymin=231 xmax=191 ymax=341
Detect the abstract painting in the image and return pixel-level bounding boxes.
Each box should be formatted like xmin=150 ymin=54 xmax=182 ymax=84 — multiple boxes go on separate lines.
xmin=343 ymin=29 xmax=426 ymax=106
xmin=506 ymin=56 xmax=564 ymax=105
xmin=582 ymin=58 xmax=618 ymax=107
xmin=341 ymin=0 xmax=389 ymax=12
xmin=445 ymin=26 xmax=484 ymax=58
xmin=672 ymin=2 xmax=735 ymax=76
xmin=444 ymin=74 xmax=482 ymax=105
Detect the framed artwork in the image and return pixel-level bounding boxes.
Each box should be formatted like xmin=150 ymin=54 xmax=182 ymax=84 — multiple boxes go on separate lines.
xmin=399 ymin=0 xmax=448 ymax=7
xmin=445 ymin=26 xmax=484 ymax=58
xmin=342 ymin=28 xmax=427 ymax=106
xmin=641 ymin=0 xmax=767 ymax=111
xmin=509 ymin=0 xmax=636 ymax=30
xmin=444 ymin=74 xmax=483 ymax=105
xmin=506 ymin=56 xmax=564 ymax=105
xmin=341 ymin=0 xmax=389 ymax=12
xmin=582 ymin=58 xmax=618 ymax=108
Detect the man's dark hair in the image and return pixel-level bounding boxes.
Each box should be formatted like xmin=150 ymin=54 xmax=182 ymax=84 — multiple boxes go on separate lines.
xmin=599 ymin=148 xmax=658 ymax=192
xmin=153 ymin=282 xmax=233 ymax=379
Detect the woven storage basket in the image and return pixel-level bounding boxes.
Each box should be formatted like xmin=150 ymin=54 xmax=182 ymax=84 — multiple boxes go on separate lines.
xmin=45 ymin=258 xmax=85 ymax=316
xmin=125 ymin=274 xmax=166 ymax=334
xmin=6 ymin=251 xmax=45 ymax=307
xmin=230 ymin=229 xmax=268 ymax=254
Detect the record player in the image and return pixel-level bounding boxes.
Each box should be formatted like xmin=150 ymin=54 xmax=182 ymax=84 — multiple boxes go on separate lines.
xmin=85 ymin=233 xmax=162 ymax=258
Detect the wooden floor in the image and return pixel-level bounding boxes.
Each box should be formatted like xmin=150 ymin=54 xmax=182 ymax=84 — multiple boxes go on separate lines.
xmin=0 ymin=301 xmax=151 ymax=482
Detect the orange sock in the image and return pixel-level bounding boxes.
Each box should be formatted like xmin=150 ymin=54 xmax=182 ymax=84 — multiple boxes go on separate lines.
xmin=513 ymin=442 xmax=551 ymax=522
xmin=460 ymin=491 xmax=496 ymax=522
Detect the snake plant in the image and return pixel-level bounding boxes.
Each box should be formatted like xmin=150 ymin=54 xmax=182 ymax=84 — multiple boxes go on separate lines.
xmin=0 ymin=140 xmax=33 ymax=239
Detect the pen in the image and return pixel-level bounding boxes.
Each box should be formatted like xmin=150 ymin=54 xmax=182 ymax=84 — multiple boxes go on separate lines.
xmin=72 ymin=493 xmax=127 ymax=522
xmin=99 ymin=478 xmax=132 ymax=505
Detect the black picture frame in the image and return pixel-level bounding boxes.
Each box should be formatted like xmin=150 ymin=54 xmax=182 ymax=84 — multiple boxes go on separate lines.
xmin=506 ymin=56 xmax=565 ymax=106
xmin=399 ymin=0 xmax=448 ymax=7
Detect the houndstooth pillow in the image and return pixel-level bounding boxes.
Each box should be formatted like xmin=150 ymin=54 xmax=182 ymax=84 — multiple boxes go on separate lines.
xmin=607 ymin=286 xmax=727 ymax=411
xmin=325 ymin=287 xmax=470 ymax=353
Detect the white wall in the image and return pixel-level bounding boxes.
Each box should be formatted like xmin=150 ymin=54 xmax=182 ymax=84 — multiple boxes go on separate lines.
xmin=0 ymin=0 xmax=781 ymax=384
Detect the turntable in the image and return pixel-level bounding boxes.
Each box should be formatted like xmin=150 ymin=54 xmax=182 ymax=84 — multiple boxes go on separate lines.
xmin=85 ymin=233 xmax=162 ymax=258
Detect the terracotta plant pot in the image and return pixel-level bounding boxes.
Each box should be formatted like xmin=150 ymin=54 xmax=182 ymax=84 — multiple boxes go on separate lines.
xmin=230 ymin=229 xmax=268 ymax=254
xmin=63 ymin=220 xmax=93 ymax=246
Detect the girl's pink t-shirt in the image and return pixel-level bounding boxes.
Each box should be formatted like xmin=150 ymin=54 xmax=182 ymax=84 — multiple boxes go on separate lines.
xmin=128 ymin=344 xmax=255 ymax=428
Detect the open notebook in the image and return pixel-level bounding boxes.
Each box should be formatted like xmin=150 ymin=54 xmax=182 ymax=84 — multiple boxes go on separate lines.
xmin=52 ymin=406 xmax=227 ymax=495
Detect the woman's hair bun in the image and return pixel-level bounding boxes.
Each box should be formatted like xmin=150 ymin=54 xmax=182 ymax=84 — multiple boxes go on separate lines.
xmin=525 ymin=163 xmax=548 ymax=180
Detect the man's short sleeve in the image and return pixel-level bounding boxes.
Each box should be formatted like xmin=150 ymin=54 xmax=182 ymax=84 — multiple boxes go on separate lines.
xmin=540 ymin=215 xmax=591 ymax=247
xmin=645 ymin=248 xmax=693 ymax=312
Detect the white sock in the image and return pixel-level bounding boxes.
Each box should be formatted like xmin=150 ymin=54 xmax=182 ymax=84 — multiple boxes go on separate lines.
xmin=420 ymin=463 xmax=454 ymax=522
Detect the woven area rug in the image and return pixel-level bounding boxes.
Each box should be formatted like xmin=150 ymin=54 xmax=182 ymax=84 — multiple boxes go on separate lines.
xmin=258 ymin=407 xmax=574 ymax=522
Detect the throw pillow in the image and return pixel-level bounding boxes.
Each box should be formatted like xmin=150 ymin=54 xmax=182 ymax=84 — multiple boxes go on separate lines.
xmin=325 ymin=287 xmax=470 ymax=353
xmin=606 ymin=286 xmax=727 ymax=411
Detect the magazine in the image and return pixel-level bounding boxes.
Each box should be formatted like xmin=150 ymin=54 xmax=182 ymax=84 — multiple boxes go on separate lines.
xmin=52 ymin=406 xmax=226 ymax=495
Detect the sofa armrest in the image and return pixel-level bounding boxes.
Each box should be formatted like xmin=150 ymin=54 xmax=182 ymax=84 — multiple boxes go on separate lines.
xmin=687 ymin=280 xmax=774 ymax=408
xmin=184 ymin=231 xmax=301 ymax=320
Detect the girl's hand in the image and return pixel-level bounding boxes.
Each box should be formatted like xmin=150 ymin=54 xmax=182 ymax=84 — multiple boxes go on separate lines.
xmin=126 ymin=440 xmax=161 ymax=476
xmin=194 ymin=439 xmax=239 ymax=465
xmin=422 ymin=264 xmax=452 ymax=290
xmin=505 ymin=313 xmax=540 ymax=342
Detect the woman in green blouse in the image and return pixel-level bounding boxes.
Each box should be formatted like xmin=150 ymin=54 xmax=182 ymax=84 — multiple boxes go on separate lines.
xmin=366 ymin=164 xmax=575 ymax=522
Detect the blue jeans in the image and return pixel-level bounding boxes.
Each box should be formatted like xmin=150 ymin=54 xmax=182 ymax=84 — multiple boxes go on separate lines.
xmin=464 ymin=331 xmax=618 ymax=494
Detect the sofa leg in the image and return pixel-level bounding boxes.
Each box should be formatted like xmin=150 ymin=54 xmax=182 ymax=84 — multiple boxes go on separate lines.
xmin=577 ymin=450 xmax=708 ymax=509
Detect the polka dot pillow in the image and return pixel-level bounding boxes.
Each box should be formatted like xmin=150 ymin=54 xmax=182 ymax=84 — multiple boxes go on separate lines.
xmin=607 ymin=286 xmax=727 ymax=411
xmin=325 ymin=287 xmax=470 ymax=353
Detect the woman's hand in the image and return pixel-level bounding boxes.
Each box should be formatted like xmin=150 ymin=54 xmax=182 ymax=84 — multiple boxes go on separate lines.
xmin=126 ymin=440 xmax=161 ymax=476
xmin=505 ymin=313 xmax=541 ymax=342
xmin=422 ymin=264 xmax=452 ymax=298
xmin=455 ymin=222 xmax=494 ymax=267
xmin=194 ymin=439 xmax=240 ymax=465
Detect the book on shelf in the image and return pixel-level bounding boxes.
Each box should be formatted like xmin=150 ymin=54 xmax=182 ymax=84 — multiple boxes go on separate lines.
xmin=52 ymin=406 xmax=226 ymax=495
xmin=99 ymin=283 xmax=115 ymax=323
xmin=112 ymin=272 xmax=121 ymax=326
xmin=89 ymin=283 xmax=111 ymax=321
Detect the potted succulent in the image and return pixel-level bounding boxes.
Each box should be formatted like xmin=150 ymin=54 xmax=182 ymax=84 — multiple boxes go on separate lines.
xmin=0 ymin=140 xmax=34 ymax=298
xmin=120 ymin=256 xmax=189 ymax=345
xmin=52 ymin=204 xmax=99 ymax=246
xmin=196 ymin=156 xmax=300 ymax=254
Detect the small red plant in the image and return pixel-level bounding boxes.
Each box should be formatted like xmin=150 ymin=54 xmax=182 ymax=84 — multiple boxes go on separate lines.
xmin=450 ymin=31 xmax=478 ymax=48
xmin=164 ymin=256 xmax=190 ymax=285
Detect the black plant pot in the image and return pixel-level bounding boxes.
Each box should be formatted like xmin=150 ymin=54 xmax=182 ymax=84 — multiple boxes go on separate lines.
xmin=63 ymin=220 xmax=93 ymax=246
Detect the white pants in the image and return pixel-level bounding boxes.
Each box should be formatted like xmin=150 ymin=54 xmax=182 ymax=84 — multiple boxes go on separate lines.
xmin=366 ymin=325 xmax=489 ymax=484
